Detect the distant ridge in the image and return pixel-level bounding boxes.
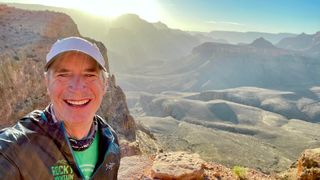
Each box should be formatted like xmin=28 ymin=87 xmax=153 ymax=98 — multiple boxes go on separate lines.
xmin=209 ymin=30 xmax=296 ymax=44
xmin=152 ymin=21 xmax=169 ymax=30
xmin=277 ymin=31 xmax=320 ymax=51
xmin=4 ymin=2 xmax=302 ymax=74
xmin=249 ymin=37 xmax=275 ymax=48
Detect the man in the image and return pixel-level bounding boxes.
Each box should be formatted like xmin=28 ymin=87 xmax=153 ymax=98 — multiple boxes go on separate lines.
xmin=0 ymin=37 xmax=120 ymax=179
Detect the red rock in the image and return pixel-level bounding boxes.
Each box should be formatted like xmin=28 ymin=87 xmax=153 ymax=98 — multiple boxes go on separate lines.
xmin=120 ymin=139 xmax=141 ymax=157
xmin=202 ymin=162 xmax=237 ymax=179
xmin=118 ymin=155 xmax=153 ymax=180
xmin=278 ymin=148 xmax=320 ymax=179
xmin=296 ymin=148 xmax=320 ymax=180
xmin=150 ymin=151 xmax=205 ymax=180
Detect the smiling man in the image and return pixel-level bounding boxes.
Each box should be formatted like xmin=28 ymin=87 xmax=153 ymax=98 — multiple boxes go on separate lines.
xmin=0 ymin=37 xmax=120 ymax=179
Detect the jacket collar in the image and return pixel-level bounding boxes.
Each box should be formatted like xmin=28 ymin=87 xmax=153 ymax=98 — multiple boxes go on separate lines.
xmin=41 ymin=105 xmax=115 ymax=143
xmin=40 ymin=105 xmax=119 ymax=175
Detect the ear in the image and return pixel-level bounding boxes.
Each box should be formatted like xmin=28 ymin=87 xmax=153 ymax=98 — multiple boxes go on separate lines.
xmin=44 ymin=72 xmax=50 ymax=94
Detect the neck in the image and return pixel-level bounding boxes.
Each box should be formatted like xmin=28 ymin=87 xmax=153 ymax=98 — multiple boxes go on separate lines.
xmin=49 ymin=105 xmax=94 ymax=139
xmin=64 ymin=120 xmax=93 ymax=140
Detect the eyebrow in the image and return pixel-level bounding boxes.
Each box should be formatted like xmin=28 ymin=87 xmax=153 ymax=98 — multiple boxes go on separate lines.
xmin=84 ymin=67 xmax=99 ymax=73
xmin=54 ymin=68 xmax=70 ymax=73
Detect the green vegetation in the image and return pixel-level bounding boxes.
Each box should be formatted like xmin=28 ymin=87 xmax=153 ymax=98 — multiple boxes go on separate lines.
xmin=232 ymin=166 xmax=248 ymax=180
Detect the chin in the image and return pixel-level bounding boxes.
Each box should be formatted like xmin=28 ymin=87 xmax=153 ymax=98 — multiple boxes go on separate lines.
xmin=64 ymin=113 xmax=95 ymax=124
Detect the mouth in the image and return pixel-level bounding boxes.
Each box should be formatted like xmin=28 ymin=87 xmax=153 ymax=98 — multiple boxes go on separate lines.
xmin=64 ymin=99 xmax=91 ymax=107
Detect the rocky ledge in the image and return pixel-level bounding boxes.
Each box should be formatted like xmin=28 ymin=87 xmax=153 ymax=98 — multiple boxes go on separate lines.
xmin=119 ymin=148 xmax=320 ymax=179
xmin=119 ymin=151 xmax=272 ymax=180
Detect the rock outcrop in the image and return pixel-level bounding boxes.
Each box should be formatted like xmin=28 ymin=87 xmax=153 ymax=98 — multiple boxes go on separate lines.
xmin=150 ymin=151 xmax=205 ymax=179
xmin=119 ymin=139 xmax=141 ymax=157
xmin=98 ymin=76 xmax=136 ymax=141
xmin=297 ymin=148 xmax=320 ymax=179
xmin=279 ymin=148 xmax=320 ymax=179
xmin=119 ymin=151 xmax=274 ymax=180
xmin=0 ymin=5 xmax=135 ymax=141
xmin=0 ymin=5 xmax=79 ymax=126
xmin=119 ymin=155 xmax=153 ymax=179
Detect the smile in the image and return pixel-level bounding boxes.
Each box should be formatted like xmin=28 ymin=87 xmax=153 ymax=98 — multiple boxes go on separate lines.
xmin=64 ymin=99 xmax=91 ymax=106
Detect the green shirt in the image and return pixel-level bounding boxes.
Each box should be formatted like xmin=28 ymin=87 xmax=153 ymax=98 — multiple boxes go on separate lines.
xmin=73 ymin=132 xmax=99 ymax=180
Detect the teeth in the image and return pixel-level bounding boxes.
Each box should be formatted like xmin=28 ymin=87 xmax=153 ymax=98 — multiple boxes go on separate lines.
xmin=66 ymin=100 xmax=89 ymax=105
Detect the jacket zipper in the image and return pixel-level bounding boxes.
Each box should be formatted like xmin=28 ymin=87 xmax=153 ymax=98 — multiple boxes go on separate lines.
xmin=61 ymin=123 xmax=85 ymax=179
xmin=91 ymin=139 xmax=112 ymax=178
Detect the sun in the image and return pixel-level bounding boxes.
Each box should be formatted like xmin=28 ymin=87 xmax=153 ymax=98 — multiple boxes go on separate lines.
xmin=33 ymin=0 xmax=161 ymax=22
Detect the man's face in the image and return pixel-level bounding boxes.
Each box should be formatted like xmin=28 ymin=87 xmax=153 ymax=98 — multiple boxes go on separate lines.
xmin=45 ymin=52 xmax=106 ymax=125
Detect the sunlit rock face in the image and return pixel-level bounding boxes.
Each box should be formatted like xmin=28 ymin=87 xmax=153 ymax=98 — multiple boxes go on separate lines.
xmin=278 ymin=148 xmax=320 ymax=179
xmin=0 ymin=5 xmax=135 ymax=141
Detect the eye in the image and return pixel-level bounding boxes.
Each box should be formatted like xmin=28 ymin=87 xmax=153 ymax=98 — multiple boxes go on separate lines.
xmin=85 ymin=74 xmax=95 ymax=77
xmin=57 ymin=73 xmax=70 ymax=77
xmin=84 ymin=73 xmax=98 ymax=78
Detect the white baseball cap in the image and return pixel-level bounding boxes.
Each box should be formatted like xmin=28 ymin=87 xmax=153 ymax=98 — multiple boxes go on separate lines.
xmin=45 ymin=36 xmax=107 ymax=71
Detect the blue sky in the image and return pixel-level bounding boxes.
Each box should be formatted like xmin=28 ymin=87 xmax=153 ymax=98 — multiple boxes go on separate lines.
xmin=1 ymin=0 xmax=319 ymax=34
xmin=158 ymin=0 xmax=320 ymax=33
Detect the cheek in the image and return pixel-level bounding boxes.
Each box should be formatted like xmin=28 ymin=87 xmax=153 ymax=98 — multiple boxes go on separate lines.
xmin=47 ymin=80 xmax=65 ymax=100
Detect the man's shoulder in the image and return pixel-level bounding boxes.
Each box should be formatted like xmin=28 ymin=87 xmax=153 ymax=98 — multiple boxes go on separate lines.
xmin=0 ymin=109 xmax=46 ymax=150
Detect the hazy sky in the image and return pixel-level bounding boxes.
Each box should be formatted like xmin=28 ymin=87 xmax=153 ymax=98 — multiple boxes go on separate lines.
xmin=1 ymin=0 xmax=319 ymax=34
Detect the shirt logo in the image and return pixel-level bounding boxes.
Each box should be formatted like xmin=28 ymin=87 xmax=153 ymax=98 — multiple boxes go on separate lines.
xmin=106 ymin=162 xmax=115 ymax=172
xmin=51 ymin=160 xmax=74 ymax=180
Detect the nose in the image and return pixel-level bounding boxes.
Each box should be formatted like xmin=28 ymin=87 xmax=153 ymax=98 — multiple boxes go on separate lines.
xmin=69 ymin=75 xmax=86 ymax=91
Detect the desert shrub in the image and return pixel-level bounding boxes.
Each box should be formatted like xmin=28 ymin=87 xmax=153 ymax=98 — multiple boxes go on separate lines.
xmin=232 ymin=166 xmax=248 ymax=180
xmin=13 ymin=55 xmax=19 ymax=61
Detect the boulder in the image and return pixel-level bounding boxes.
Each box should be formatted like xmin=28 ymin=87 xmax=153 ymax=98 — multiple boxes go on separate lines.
xmin=278 ymin=148 xmax=320 ymax=179
xmin=297 ymin=148 xmax=320 ymax=179
xmin=118 ymin=155 xmax=153 ymax=180
xmin=120 ymin=139 xmax=141 ymax=157
xmin=150 ymin=151 xmax=205 ymax=180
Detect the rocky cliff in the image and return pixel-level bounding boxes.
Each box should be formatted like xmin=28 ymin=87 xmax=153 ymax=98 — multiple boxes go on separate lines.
xmin=0 ymin=4 xmax=135 ymax=141
xmin=278 ymin=148 xmax=320 ymax=179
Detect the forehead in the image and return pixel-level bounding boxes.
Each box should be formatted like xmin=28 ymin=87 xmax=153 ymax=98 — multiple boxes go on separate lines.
xmin=49 ymin=52 xmax=100 ymax=72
